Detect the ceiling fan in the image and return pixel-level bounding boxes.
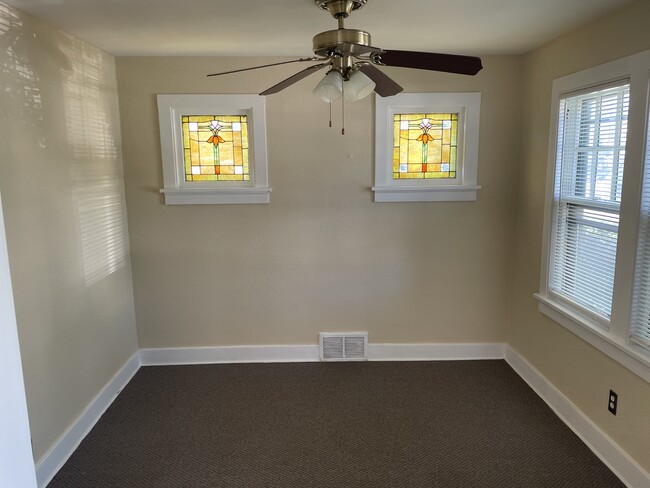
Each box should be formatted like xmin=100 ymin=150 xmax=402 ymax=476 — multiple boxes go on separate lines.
xmin=207 ymin=0 xmax=482 ymax=133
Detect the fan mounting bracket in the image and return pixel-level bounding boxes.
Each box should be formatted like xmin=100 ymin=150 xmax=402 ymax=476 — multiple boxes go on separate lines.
xmin=315 ymin=0 xmax=367 ymax=19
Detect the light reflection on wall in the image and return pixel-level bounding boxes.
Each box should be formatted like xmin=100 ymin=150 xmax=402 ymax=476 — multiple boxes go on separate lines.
xmin=61 ymin=39 xmax=126 ymax=286
xmin=62 ymin=44 xmax=118 ymax=160
xmin=0 ymin=4 xmax=44 ymax=146
xmin=71 ymin=166 xmax=127 ymax=287
xmin=1 ymin=2 xmax=127 ymax=287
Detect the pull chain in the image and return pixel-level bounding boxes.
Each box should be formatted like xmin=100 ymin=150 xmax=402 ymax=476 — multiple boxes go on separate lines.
xmin=329 ymin=99 xmax=332 ymax=128
xmin=341 ymin=82 xmax=345 ymax=135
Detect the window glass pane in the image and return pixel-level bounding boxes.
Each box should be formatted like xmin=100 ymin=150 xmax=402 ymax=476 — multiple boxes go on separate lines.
xmin=549 ymin=83 xmax=629 ymax=319
xmin=392 ymin=113 xmax=458 ymax=180
xmin=181 ymin=115 xmax=249 ymax=182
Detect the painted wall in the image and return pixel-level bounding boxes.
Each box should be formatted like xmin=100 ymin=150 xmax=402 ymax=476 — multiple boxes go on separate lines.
xmin=116 ymin=55 xmax=521 ymax=348
xmin=0 ymin=5 xmax=139 ymax=462
xmin=510 ymin=0 xmax=650 ymax=472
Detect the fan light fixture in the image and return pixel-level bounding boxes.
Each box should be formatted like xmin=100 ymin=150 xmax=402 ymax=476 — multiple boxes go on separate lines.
xmin=344 ymin=70 xmax=376 ymax=101
xmin=313 ymin=70 xmax=343 ymax=101
xmin=313 ymin=69 xmax=376 ymax=103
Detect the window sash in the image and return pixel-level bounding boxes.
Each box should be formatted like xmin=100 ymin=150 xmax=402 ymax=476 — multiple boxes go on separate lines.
xmin=549 ymin=83 xmax=630 ymax=321
xmin=630 ymin=106 xmax=650 ymax=351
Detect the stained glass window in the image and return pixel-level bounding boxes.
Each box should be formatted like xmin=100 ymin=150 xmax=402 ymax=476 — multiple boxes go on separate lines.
xmin=392 ymin=113 xmax=458 ymax=179
xmin=181 ymin=115 xmax=250 ymax=182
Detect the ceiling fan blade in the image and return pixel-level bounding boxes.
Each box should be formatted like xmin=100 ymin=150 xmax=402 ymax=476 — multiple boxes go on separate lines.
xmin=358 ymin=64 xmax=403 ymax=97
xmin=207 ymin=58 xmax=319 ymax=77
xmin=260 ymin=63 xmax=329 ymax=95
xmin=377 ymin=50 xmax=483 ymax=76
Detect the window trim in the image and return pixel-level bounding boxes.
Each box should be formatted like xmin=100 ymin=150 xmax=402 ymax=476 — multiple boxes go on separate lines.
xmin=157 ymin=94 xmax=271 ymax=205
xmin=372 ymin=93 xmax=481 ymax=202
xmin=537 ymin=49 xmax=650 ymax=382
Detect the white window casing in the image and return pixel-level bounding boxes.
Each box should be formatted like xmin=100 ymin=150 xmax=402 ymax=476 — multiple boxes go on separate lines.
xmin=548 ymin=82 xmax=629 ymax=324
xmin=157 ymin=94 xmax=271 ymax=205
xmin=373 ymin=93 xmax=481 ymax=202
xmin=537 ymin=50 xmax=650 ymax=383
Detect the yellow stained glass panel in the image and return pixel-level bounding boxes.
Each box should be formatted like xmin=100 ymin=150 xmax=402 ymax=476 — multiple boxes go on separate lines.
xmin=392 ymin=113 xmax=459 ymax=180
xmin=181 ymin=115 xmax=250 ymax=182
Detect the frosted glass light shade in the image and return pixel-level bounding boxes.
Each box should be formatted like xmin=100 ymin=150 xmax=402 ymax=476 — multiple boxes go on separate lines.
xmin=344 ymin=70 xmax=376 ymax=102
xmin=313 ymin=70 xmax=343 ymax=102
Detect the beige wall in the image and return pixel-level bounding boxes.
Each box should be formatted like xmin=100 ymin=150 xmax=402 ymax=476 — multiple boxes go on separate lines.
xmin=0 ymin=5 xmax=139 ymax=461
xmin=116 ymin=55 xmax=521 ymax=348
xmin=510 ymin=0 xmax=650 ymax=472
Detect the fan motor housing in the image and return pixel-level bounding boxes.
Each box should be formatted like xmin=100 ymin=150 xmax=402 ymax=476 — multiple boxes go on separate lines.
xmin=313 ymin=29 xmax=371 ymax=56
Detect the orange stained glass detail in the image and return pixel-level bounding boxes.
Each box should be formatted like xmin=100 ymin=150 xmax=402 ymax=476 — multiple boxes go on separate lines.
xmin=181 ymin=115 xmax=249 ymax=182
xmin=392 ymin=113 xmax=458 ymax=180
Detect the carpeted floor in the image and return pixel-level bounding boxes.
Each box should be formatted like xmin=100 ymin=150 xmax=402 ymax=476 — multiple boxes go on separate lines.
xmin=48 ymin=361 xmax=624 ymax=487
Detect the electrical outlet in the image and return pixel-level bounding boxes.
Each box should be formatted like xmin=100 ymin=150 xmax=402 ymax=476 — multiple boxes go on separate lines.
xmin=608 ymin=390 xmax=618 ymax=415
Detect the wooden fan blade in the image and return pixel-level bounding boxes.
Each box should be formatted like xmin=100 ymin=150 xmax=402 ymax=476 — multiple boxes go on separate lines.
xmin=207 ymin=58 xmax=319 ymax=77
xmin=377 ymin=50 xmax=483 ymax=76
xmin=260 ymin=63 xmax=329 ymax=95
xmin=358 ymin=64 xmax=403 ymax=97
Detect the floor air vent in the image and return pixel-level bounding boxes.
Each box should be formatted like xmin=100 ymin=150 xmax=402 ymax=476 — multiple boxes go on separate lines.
xmin=319 ymin=332 xmax=368 ymax=361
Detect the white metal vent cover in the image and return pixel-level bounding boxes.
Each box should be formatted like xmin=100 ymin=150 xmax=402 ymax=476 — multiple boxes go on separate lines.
xmin=319 ymin=332 xmax=368 ymax=361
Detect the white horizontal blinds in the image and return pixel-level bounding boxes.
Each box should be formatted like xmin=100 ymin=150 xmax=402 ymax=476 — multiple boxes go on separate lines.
xmin=630 ymin=105 xmax=650 ymax=351
xmin=549 ymin=82 xmax=630 ymax=320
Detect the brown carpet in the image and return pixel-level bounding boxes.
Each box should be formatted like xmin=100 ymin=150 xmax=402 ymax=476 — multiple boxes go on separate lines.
xmin=48 ymin=361 xmax=624 ymax=487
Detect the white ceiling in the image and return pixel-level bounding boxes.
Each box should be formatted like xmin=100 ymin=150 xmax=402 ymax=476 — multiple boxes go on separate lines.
xmin=6 ymin=0 xmax=635 ymax=56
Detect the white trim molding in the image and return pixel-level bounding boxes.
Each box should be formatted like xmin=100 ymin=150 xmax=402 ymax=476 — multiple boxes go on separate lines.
xmin=369 ymin=342 xmax=505 ymax=360
xmin=35 ymin=352 xmax=141 ymax=488
xmin=139 ymin=345 xmax=321 ymax=365
xmin=139 ymin=342 xmax=506 ymax=365
xmin=158 ymin=187 xmax=271 ymax=205
xmin=371 ymin=185 xmax=481 ymax=203
xmin=157 ymin=94 xmax=270 ymax=205
xmin=373 ymin=92 xmax=481 ymax=203
xmin=535 ymin=294 xmax=650 ymax=383
xmin=505 ymin=346 xmax=650 ymax=488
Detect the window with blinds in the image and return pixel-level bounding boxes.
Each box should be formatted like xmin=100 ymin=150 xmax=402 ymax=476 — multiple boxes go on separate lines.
xmin=549 ymin=82 xmax=630 ymax=321
xmin=630 ymin=109 xmax=650 ymax=351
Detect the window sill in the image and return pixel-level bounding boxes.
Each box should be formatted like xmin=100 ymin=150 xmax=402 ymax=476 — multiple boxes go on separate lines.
xmin=534 ymin=293 xmax=650 ymax=383
xmin=371 ymin=185 xmax=481 ymax=202
xmin=160 ymin=187 xmax=271 ymax=205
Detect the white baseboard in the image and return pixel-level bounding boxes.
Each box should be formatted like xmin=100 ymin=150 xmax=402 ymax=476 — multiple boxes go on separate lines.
xmin=35 ymin=352 xmax=140 ymax=488
xmin=139 ymin=345 xmax=321 ymax=365
xmin=139 ymin=342 xmax=507 ymax=366
xmin=505 ymin=346 xmax=650 ymax=488
xmin=369 ymin=342 xmax=506 ymax=360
